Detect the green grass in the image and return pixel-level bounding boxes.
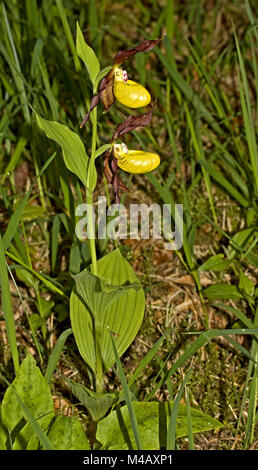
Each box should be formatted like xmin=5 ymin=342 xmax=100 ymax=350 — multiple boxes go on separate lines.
xmin=0 ymin=0 xmax=257 ymax=450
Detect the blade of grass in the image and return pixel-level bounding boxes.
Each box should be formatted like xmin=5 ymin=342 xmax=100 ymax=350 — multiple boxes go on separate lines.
xmin=128 ymin=330 xmax=174 ymax=387
xmin=110 ymin=332 xmax=143 ymax=450
xmin=155 ymin=38 xmax=223 ymax=135
xmin=1 ymin=136 xmax=27 ymax=185
xmin=184 ymin=103 xmax=218 ymax=224
xmin=186 ymin=386 xmax=195 ymax=450
xmin=0 ymin=234 xmax=19 ymax=374
xmin=146 ymin=172 xmax=204 ymax=307
xmin=3 ymin=152 xmax=56 ymax=252
xmin=51 ymin=214 xmax=61 ymax=272
xmin=1 ymin=3 xmax=30 ymax=123
xmin=55 ymin=0 xmax=81 ymax=72
xmin=244 ymin=305 xmax=258 ymax=448
xmin=166 ymin=369 xmax=192 ymax=450
xmin=187 ymin=38 xmax=225 ymax=119
xmin=195 ymin=208 xmax=258 ymax=268
xmin=213 ymin=303 xmax=256 ymax=332
xmin=165 ymin=0 xmax=174 ymax=41
xmin=25 ymin=0 xmax=39 ymax=35
xmin=6 ymin=250 xmax=67 ymax=298
xmin=45 ymin=329 xmax=72 ymax=384
xmin=7 ymin=263 xmax=43 ymax=363
xmin=149 ymin=328 xmax=258 ymax=399
xmin=234 ymin=27 xmax=258 ymax=194
xmin=244 ymin=360 xmax=258 ymax=448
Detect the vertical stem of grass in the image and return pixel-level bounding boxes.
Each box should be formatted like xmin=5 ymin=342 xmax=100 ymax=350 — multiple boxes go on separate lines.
xmin=244 ymin=306 xmax=258 ymax=448
xmin=185 ymin=386 xmax=195 ymax=450
xmin=2 ymin=3 xmax=30 ymax=124
xmin=110 ymin=333 xmax=143 ymax=450
xmin=184 ymin=103 xmax=218 ymax=225
xmin=167 ymin=370 xmax=192 ymax=450
xmin=0 ymin=235 xmax=19 ymax=374
xmin=55 ymin=0 xmax=81 ymax=72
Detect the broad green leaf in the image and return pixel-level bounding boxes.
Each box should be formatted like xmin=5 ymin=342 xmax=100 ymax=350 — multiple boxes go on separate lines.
xmin=69 ymin=242 xmax=83 ymax=274
xmin=36 ymin=113 xmax=88 ymax=187
xmin=96 ymin=401 xmax=223 ymax=450
xmin=36 ymin=297 xmax=55 ymax=319
xmin=0 ymin=372 xmax=54 ymax=451
xmin=239 ymin=270 xmax=255 ymax=297
xmin=76 ymin=22 xmax=100 ymax=85
xmin=15 ymin=266 xmax=37 ymax=288
xmin=1 ymin=354 xmax=54 ymax=449
xmin=0 ymin=408 xmax=6 ymax=450
xmin=13 ymin=414 xmax=53 ymax=450
xmin=203 ymin=284 xmax=244 ymax=301
xmin=71 ymin=268 xmax=140 ymax=317
xmin=68 ymin=380 xmax=116 ymax=421
xmin=29 ymin=313 xmax=45 ymax=334
xmin=22 ymin=204 xmax=45 ymax=221
xmin=227 ymin=228 xmax=255 ymax=260
xmin=45 ymin=415 xmax=90 ymax=450
xmin=198 ymin=254 xmax=231 ymax=272
xmin=70 ymin=249 xmax=145 ymax=373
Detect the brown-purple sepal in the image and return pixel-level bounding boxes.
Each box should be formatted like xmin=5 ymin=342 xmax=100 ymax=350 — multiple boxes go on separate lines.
xmin=113 ymin=39 xmax=161 ymax=66
xmin=112 ymin=104 xmax=154 ymax=141
xmin=103 ymin=149 xmax=128 ymax=204
xmin=99 ymin=69 xmax=115 ymax=112
xmin=80 ymin=94 xmax=100 ymax=128
xmin=80 ymin=69 xmax=115 ymax=128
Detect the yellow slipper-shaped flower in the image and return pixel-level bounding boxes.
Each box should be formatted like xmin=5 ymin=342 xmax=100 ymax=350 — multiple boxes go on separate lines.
xmin=114 ymin=143 xmax=160 ymax=174
xmin=113 ymin=68 xmax=151 ymax=108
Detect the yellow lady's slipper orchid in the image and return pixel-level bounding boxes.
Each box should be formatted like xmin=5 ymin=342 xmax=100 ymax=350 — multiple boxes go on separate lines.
xmin=80 ymin=39 xmax=160 ymax=127
xmin=114 ymin=143 xmax=160 ymax=174
xmin=113 ymin=68 xmax=151 ymax=108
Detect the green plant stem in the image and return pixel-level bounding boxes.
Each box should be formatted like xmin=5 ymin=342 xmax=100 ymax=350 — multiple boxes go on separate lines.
xmin=95 ymin=333 xmax=104 ymax=393
xmin=86 ymin=189 xmax=98 ymax=276
xmin=86 ymin=88 xmax=98 ymax=275
xmin=85 ymin=86 xmax=101 ymax=387
xmin=91 ymin=106 xmax=98 ymax=157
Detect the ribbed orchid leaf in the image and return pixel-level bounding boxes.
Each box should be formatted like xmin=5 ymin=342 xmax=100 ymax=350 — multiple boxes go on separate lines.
xmin=70 ymin=249 xmax=145 ymax=373
xmin=96 ymin=401 xmax=223 ymax=450
xmin=36 ymin=112 xmax=88 ymax=187
xmin=76 ymin=22 xmax=100 ymax=85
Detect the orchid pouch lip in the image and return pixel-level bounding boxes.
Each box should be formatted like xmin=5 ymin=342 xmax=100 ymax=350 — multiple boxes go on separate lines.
xmin=114 ymin=144 xmax=160 ymax=174
xmin=113 ymin=77 xmax=151 ymax=108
